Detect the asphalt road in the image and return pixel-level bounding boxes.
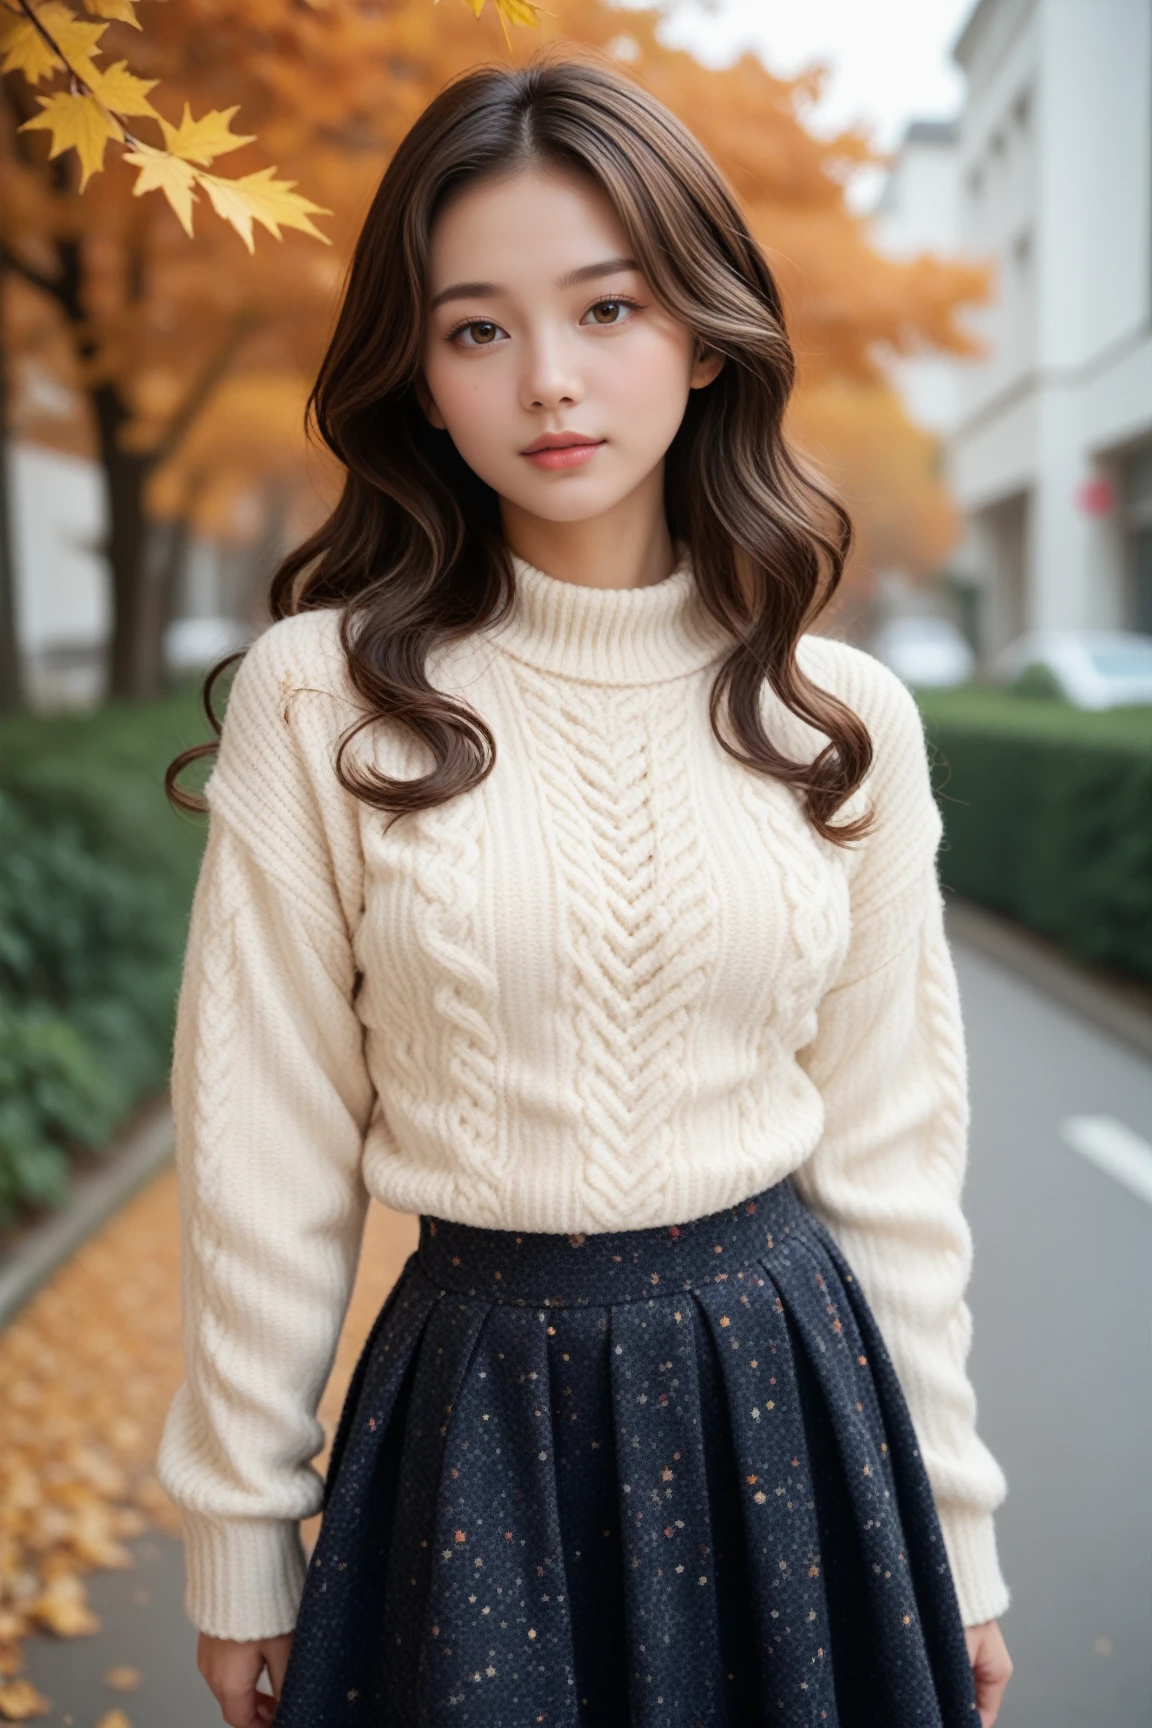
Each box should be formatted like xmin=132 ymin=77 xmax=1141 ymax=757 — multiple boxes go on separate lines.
xmin=953 ymin=939 xmax=1152 ymax=1728
xmin=16 ymin=927 xmax=1152 ymax=1728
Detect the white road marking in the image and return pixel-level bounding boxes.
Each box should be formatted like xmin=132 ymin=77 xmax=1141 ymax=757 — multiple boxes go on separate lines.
xmin=1059 ymin=1115 xmax=1152 ymax=1209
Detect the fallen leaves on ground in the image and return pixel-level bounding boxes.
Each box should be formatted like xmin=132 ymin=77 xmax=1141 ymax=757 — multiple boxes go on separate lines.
xmin=0 ymin=1676 xmax=51 ymax=1719
xmin=0 ymin=1142 xmax=416 ymax=1686
xmin=103 ymin=1663 xmax=142 ymax=1689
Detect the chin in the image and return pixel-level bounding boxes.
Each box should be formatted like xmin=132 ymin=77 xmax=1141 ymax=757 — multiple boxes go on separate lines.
xmin=510 ymin=481 xmax=644 ymax=525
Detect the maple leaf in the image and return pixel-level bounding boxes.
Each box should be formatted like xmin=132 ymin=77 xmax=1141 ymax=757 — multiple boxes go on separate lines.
xmin=457 ymin=0 xmax=540 ymax=21
xmin=195 ymin=165 xmax=333 ymax=252
xmin=0 ymin=1 xmax=106 ymax=84
xmin=20 ymin=89 xmax=124 ymax=189
xmin=83 ymin=0 xmax=141 ymax=23
xmin=442 ymin=0 xmax=541 ymax=48
xmin=122 ymin=138 xmax=198 ymax=234
xmin=85 ymin=58 xmax=160 ymax=117
xmin=157 ymin=102 xmax=256 ymax=166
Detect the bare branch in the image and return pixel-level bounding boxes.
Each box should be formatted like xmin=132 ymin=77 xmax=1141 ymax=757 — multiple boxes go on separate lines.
xmin=148 ymin=306 xmax=262 ymax=471
xmin=0 ymin=237 xmax=63 ymax=302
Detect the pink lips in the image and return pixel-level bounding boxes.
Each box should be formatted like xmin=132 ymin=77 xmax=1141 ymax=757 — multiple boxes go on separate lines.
xmin=520 ymin=433 xmax=605 ymax=471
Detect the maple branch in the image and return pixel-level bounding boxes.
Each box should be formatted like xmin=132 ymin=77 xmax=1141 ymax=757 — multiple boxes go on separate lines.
xmin=148 ymin=306 xmax=262 ymax=472
xmin=12 ymin=0 xmax=151 ymax=149
xmin=10 ymin=0 xmax=59 ymax=63
xmin=6 ymin=3 xmax=334 ymax=248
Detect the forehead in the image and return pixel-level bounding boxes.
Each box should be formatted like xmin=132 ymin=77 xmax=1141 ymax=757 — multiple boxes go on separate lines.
xmin=426 ymin=165 xmax=633 ymax=291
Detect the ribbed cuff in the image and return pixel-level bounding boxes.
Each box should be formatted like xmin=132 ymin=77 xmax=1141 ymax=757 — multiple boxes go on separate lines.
xmin=936 ymin=1504 xmax=1011 ymax=1626
xmin=180 ymin=1512 xmax=308 ymax=1641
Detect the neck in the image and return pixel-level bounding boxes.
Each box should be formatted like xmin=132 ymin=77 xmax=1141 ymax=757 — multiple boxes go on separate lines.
xmin=499 ymin=465 xmax=673 ymax=592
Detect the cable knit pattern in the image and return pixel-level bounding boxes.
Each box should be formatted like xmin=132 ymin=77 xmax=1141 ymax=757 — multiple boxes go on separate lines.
xmin=511 ymin=664 xmax=718 ymax=1226
xmin=157 ymin=552 xmax=1010 ymax=1642
xmin=406 ymin=794 xmax=502 ymax=1223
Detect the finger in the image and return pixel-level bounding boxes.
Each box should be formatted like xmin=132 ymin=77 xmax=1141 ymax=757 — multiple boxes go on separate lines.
xmin=976 ymin=1668 xmax=1008 ymax=1728
xmin=266 ymin=1641 xmax=292 ymax=1693
xmin=218 ymin=1687 xmax=260 ymax=1728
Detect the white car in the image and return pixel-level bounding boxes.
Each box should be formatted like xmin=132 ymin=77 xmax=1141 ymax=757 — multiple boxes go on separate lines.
xmin=870 ymin=614 xmax=976 ymax=689
xmin=993 ymin=630 xmax=1152 ymax=709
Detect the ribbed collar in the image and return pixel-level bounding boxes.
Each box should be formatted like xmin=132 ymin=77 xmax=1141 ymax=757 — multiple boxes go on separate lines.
xmin=488 ymin=550 xmax=731 ymax=686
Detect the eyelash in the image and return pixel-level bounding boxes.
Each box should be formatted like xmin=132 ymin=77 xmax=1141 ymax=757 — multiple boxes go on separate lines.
xmin=445 ymin=296 xmax=643 ymax=347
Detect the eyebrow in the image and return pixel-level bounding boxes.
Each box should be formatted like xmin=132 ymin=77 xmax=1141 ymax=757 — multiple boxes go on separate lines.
xmin=428 ymin=256 xmax=640 ymax=311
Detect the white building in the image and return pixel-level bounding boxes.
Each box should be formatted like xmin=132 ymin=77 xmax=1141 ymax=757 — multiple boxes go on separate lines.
xmin=872 ymin=119 xmax=963 ymax=438
xmin=875 ymin=0 xmax=1152 ymax=661
xmin=11 ymin=440 xmax=243 ymax=707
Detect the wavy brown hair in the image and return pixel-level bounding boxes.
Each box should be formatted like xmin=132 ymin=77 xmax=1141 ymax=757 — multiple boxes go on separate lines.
xmin=167 ymin=50 xmax=872 ymax=841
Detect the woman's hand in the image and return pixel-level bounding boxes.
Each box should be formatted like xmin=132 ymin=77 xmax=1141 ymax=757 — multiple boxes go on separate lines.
xmin=965 ymin=1619 xmax=1013 ymax=1726
xmin=197 ymin=1630 xmax=294 ymax=1727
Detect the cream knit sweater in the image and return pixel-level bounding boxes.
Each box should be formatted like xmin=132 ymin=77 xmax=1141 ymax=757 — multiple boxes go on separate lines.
xmin=156 ymin=552 xmax=1010 ymax=1644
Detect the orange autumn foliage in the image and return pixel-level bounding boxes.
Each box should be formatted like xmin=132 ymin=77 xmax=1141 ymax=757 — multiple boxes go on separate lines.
xmin=3 ymin=0 xmax=987 ymax=598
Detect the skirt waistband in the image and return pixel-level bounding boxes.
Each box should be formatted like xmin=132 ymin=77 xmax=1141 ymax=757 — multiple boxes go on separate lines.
xmin=416 ymin=1176 xmax=811 ymax=1307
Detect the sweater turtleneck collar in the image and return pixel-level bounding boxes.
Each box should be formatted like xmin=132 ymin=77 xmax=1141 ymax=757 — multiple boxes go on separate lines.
xmin=487 ymin=549 xmax=732 ymax=686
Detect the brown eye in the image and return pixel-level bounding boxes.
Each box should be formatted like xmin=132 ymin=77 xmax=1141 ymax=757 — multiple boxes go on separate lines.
xmin=589 ymin=301 xmax=621 ymax=324
xmin=468 ymin=321 xmax=499 ymax=344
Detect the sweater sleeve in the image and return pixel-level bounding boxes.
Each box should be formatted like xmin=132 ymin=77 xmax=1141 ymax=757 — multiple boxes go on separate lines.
xmin=788 ymin=653 xmax=1011 ymax=1629
xmin=155 ymin=615 xmax=377 ymax=1641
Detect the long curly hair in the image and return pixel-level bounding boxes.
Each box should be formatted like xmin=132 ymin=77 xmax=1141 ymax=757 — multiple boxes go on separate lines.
xmin=166 ymin=51 xmax=872 ymax=841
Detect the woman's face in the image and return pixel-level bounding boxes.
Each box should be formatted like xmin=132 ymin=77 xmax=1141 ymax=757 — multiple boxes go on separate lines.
xmin=420 ymin=164 xmax=722 ymax=527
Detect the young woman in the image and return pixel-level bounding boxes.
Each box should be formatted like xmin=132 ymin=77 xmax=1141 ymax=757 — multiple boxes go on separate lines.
xmin=159 ymin=52 xmax=1013 ymax=1728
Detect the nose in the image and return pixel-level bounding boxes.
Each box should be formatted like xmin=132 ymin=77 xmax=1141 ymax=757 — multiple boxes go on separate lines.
xmin=519 ymin=326 xmax=584 ymax=413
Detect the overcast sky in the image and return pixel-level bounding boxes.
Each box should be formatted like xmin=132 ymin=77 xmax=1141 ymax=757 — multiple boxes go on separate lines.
xmin=660 ymin=0 xmax=977 ymax=201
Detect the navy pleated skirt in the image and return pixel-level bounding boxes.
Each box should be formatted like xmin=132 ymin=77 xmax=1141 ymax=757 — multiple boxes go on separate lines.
xmin=273 ymin=1178 xmax=978 ymax=1726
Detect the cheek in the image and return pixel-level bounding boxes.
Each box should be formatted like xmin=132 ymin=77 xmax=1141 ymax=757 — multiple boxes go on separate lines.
xmin=598 ymin=327 xmax=693 ymax=443
xmin=423 ymin=345 xmax=510 ymax=440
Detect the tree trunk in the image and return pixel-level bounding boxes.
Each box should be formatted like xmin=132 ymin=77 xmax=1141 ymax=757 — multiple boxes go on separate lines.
xmin=3 ymin=100 xmax=257 ymax=703
xmin=143 ymin=508 xmax=193 ymax=692
xmin=0 ymin=252 xmax=24 ymax=714
xmin=91 ymin=378 xmax=157 ymax=699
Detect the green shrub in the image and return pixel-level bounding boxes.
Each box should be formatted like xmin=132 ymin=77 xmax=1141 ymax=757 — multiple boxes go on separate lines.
xmin=916 ymin=687 xmax=1152 ymax=986
xmin=0 ymin=1004 xmax=123 ymax=1222
xmin=0 ymin=693 xmax=211 ymax=1226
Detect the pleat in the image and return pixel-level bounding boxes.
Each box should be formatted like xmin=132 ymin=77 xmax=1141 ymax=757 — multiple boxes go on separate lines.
xmin=689 ymin=1281 xmax=774 ymax=1724
xmin=694 ymin=1272 xmax=837 ymax=1726
xmin=416 ymin=1302 xmax=581 ymax=1727
xmin=378 ymin=1280 xmax=493 ymax=1725
xmin=609 ymin=1298 xmax=725 ymax=1727
xmin=273 ymin=1264 xmax=441 ymax=1727
xmin=546 ymin=1306 xmax=629 ymax=1724
xmin=808 ymin=1226 xmax=979 ymax=1727
xmin=767 ymin=1230 xmax=947 ymax=1728
xmin=321 ymin=1255 xmax=428 ymax=1516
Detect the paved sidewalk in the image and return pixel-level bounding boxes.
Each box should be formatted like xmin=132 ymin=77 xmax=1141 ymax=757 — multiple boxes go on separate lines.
xmin=1 ymin=1173 xmax=416 ymax=1724
xmin=16 ymin=1532 xmax=215 ymax=1727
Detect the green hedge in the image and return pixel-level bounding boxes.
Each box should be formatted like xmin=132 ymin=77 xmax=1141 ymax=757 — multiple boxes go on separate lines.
xmin=916 ymin=688 xmax=1152 ymax=986
xmin=0 ymin=692 xmax=210 ymax=1227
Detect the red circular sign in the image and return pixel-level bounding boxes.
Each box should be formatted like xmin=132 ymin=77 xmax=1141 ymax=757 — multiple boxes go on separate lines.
xmin=1076 ymin=477 xmax=1116 ymax=517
